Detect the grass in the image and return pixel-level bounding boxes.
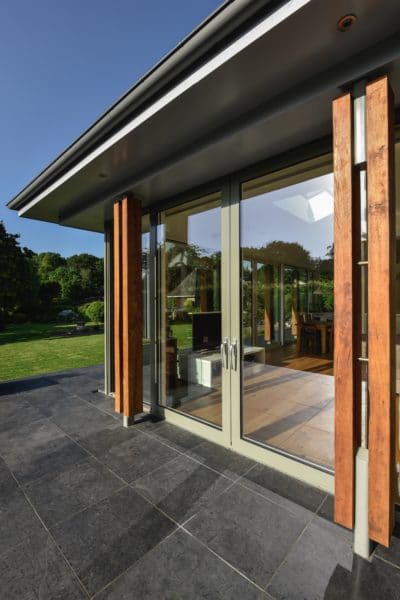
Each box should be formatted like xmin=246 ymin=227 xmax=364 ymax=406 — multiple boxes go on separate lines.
xmin=170 ymin=322 xmax=193 ymax=349
xmin=0 ymin=322 xmax=104 ymax=381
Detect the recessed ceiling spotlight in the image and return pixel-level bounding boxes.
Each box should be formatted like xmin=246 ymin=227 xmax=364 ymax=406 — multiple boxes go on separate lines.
xmin=337 ymin=14 xmax=357 ymax=32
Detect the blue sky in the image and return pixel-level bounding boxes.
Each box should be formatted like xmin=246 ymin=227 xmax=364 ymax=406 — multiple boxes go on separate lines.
xmin=0 ymin=0 xmax=222 ymax=257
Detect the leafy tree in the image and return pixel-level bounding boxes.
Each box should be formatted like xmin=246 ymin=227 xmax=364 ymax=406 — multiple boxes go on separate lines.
xmin=0 ymin=222 xmax=104 ymax=323
xmin=51 ymin=266 xmax=84 ymax=305
xmin=0 ymin=222 xmax=40 ymax=325
xmin=35 ymin=252 xmax=65 ymax=282
xmin=34 ymin=252 xmax=104 ymax=307
xmin=38 ymin=281 xmax=61 ymax=306
xmin=66 ymin=254 xmax=103 ymax=299
xmin=15 ymin=247 xmax=40 ymax=315
xmin=243 ymin=240 xmax=313 ymax=270
xmin=0 ymin=222 xmax=20 ymax=325
xmin=84 ymin=300 xmax=104 ymax=324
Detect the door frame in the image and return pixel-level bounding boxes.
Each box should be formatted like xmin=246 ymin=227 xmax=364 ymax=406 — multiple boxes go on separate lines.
xmin=151 ymin=168 xmax=334 ymax=494
xmin=153 ymin=182 xmax=232 ymax=449
xmin=228 ymin=175 xmax=333 ymax=492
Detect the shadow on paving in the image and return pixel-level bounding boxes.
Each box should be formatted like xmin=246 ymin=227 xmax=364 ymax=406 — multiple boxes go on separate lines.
xmin=0 ymin=375 xmax=56 ymax=396
xmin=0 ymin=365 xmax=399 ymax=599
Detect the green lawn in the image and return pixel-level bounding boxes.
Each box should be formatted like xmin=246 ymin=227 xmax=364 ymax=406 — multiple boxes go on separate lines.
xmin=0 ymin=322 xmax=104 ymax=381
xmin=170 ymin=322 xmax=192 ymax=349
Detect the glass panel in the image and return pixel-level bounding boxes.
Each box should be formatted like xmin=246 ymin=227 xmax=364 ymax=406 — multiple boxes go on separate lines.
xmin=240 ymin=157 xmax=334 ymax=471
xmin=395 ymin=139 xmax=400 ymax=491
xmin=359 ymin=176 xmax=368 ymax=447
xmin=283 ymin=266 xmax=298 ymax=344
xmin=142 ymin=215 xmax=151 ymax=405
xmin=360 ymin=169 xmax=368 ymax=361
xmin=158 ymin=193 xmax=222 ymax=427
xmin=360 ymin=360 xmax=368 ymax=448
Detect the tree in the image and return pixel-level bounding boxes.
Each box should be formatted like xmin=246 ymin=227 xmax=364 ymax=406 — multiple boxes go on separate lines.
xmin=0 ymin=222 xmax=20 ymax=325
xmin=0 ymin=222 xmax=40 ymax=326
xmin=51 ymin=266 xmax=84 ymax=305
xmin=0 ymin=222 xmax=104 ymax=323
xmin=35 ymin=252 xmax=104 ymax=308
xmin=244 ymin=240 xmax=314 ymax=269
xmin=35 ymin=252 xmax=65 ymax=282
xmin=15 ymin=247 xmax=40 ymax=315
xmin=38 ymin=281 xmax=61 ymax=306
xmin=84 ymin=300 xmax=104 ymax=324
xmin=66 ymin=254 xmax=103 ymax=299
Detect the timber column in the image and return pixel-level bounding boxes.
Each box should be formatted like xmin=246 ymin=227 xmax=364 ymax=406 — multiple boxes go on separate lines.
xmin=366 ymin=75 xmax=396 ymax=547
xmin=113 ymin=195 xmax=143 ymax=426
xmin=333 ymin=75 xmax=396 ymax=553
xmin=333 ymin=89 xmax=360 ymax=532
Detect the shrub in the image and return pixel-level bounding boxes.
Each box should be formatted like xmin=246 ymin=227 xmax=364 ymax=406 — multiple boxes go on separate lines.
xmin=183 ymin=298 xmax=194 ymax=311
xmin=11 ymin=312 xmax=28 ymax=324
xmin=83 ymin=300 xmax=104 ymax=325
xmin=57 ymin=309 xmax=78 ymax=323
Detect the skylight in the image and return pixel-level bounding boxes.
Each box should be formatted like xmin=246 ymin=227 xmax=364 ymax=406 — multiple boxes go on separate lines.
xmin=273 ymin=189 xmax=333 ymax=223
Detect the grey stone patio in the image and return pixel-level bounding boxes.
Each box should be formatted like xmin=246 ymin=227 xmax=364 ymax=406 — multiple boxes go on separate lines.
xmin=1 ymin=366 xmax=400 ymax=599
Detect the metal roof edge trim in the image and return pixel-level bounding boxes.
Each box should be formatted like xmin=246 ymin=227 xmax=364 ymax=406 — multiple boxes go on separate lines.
xmin=8 ymin=0 xmax=280 ymax=211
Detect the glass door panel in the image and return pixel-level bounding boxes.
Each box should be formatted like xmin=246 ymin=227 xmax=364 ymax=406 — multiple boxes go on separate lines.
xmin=152 ymin=157 xmax=336 ymax=483
xmin=283 ymin=266 xmax=299 ymax=344
xmin=239 ymin=157 xmax=335 ymax=471
xmin=158 ymin=193 xmax=224 ymax=428
xmin=142 ymin=215 xmax=151 ymax=405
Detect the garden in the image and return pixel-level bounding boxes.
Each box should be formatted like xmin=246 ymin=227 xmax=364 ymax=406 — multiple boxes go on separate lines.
xmin=0 ymin=221 xmax=104 ymax=381
xmin=0 ymin=321 xmax=104 ymax=381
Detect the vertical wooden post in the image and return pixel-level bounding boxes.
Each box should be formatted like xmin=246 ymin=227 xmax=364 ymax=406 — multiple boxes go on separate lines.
xmin=113 ymin=202 xmax=123 ymax=413
xmin=113 ymin=195 xmax=143 ymax=420
xmin=366 ymin=75 xmax=395 ymax=547
xmin=121 ymin=195 xmax=143 ymax=419
xmin=333 ymin=92 xmax=359 ymax=530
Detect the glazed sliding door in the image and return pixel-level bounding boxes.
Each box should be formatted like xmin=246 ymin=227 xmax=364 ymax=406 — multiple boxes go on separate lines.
xmin=154 ymin=159 xmax=335 ymax=490
xmin=230 ymin=156 xmax=335 ymax=489
xmin=157 ymin=189 xmax=232 ymax=443
xmin=142 ymin=215 xmax=152 ymax=405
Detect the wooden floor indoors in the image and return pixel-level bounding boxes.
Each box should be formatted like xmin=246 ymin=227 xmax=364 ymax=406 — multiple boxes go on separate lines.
xmin=178 ymin=343 xmax=334 ymax=469
xmin=265 ymin=343 xmax=333 ymax=376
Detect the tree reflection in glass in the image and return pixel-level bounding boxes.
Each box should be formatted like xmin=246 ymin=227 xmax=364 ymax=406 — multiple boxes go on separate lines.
xmin=158 ymin=193 xmax=223 ymax=427
xmin=241 ymin=160 xmax=335 ymax=470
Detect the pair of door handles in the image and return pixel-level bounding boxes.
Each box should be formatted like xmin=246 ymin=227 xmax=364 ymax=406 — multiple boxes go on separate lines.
xmin=220 ymin=338 xmax=238 ymax=370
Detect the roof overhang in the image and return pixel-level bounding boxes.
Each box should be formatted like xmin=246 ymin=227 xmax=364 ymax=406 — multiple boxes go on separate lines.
xmin=8 ymin=0 xmax=400 ymax=233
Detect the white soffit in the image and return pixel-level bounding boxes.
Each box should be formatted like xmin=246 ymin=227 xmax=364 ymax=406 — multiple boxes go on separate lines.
xmin=19 ymin=0 xmax=310 ymax=217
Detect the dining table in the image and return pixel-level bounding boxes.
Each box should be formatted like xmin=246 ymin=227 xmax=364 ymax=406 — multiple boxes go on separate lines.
xmin=297 ymin=319 xmax=333 ymax=355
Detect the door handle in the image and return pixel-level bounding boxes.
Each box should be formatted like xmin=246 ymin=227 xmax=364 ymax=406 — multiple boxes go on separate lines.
xmin=220 ymin=337 xmax=229 ymax=369
xmin=230 ymin=338 xmax=238 ymax=371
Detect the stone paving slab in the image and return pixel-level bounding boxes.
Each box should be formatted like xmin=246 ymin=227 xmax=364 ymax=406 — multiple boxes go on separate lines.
xmin=0 ymin=366 xmax=399 ymax=599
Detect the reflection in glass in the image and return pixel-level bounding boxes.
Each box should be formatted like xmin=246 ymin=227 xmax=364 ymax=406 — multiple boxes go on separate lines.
xmin=395 ymin=141 xmax=400 ymax=471
xmin=158 ymin=193 xmax=222 ymax=427
xmin=241 ymin=158 xmax=334 ymax=470
xmin=142 ymin=215 xmax=151 ymax=405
